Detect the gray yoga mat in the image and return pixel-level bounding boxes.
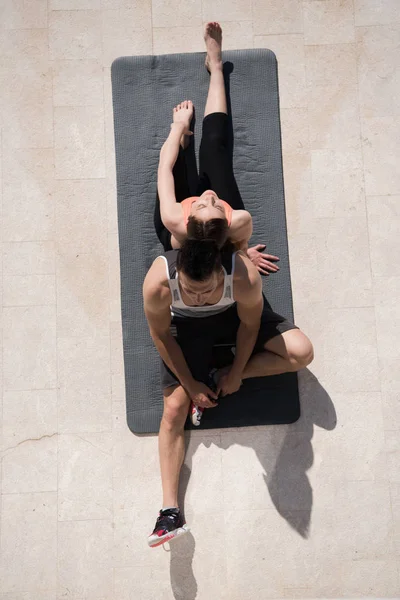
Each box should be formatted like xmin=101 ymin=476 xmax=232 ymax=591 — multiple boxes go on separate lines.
xmin=111 ymin=49 xmax=299 ymax=434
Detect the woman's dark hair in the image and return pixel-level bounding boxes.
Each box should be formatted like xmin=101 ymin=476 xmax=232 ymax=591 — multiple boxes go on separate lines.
xmin=186 ymin=215 xmax=228 ymax=248
xmin=176 ymin=216 xmax=230 ymax=282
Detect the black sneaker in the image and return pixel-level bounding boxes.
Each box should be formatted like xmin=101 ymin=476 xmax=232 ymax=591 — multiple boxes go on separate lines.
xmin=148 ymin=508 xmax=190 ymax=548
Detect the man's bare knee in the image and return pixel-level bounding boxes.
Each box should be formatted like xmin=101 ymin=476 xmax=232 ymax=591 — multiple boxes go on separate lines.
xmin=288 ymin=335 xmax=314 ymax=370
xmin=161 ymin=386 xmax=190 ymax=431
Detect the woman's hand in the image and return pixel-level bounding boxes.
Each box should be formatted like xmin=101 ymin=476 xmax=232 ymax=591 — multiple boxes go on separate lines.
xmin=247 ymin=244 xmax=280 ymax=276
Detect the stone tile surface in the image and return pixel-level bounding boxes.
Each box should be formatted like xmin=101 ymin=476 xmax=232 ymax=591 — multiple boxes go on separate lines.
xmin=323 ymin=307 xmax=379 ymax=392
xmin=255 ymin=35 xmax=306 ymax=109
xmin=58 ymin=520 xmax=113 ymax=600
xmin=313 ymin=211 xmax=373 ymax=308
xmin=305 ymin=43 xmax=357 ymax=87
xmin=367 ymin=196 xmax=400 ymax=278
xmin=3 ymin=306 xmax=57 ymax=390
xmin=49 ymin=10 xmax=102 ymax=60
xmin=1 ymin=2 xmax=400 ymax=599
xmin=2 ymin=435 xmax=58 ymax=493
xmin=54 ymin=106 xmax=106 ymax=179
xmin=153 ymin=26 xmax=204 ymax=54
xmin=52 ymin=59 xmax=104 ymax=107
xmin=354 ymin=0 xmax=400 ymax=26
xmin=56 ymin=251 xmax=109 ymax=337
xmin=303 ymin=0 xmax=355 ymax=45
xmin=2 ymin=242 xmax=55 ymax=276
xmin=54 ymin=179 xmax=107 ymax=253
xmin=2 ymin=149 xmax=55 ymax=241
xmin=361 ymin=116 xmax=400 ymax=196
xmin=357 ymin=25 xmax=400 ymax=118
xmin=308 ymin=84 xmax=361 ymax=151
xmin=3 ymin=274 xmax=56 ymax=306
xmin=2 ymin=389 xmax=58 ymax=448
xmin=0 ymin=493 xmax=57 ymax=594
xmin=102 ymin=9 xmax=152 ymax=66
xmin=152 ymin=0 xmax=202 ymax=28
xmin=0 ymin=0 xmax=48 ymax=29
xmin=57 ymin=336 xmax=111 ymax=433
xmin=252 ymin=0 xmax=303 ymax=35
xmin=58 ymin=433 xmax=113 ymax=520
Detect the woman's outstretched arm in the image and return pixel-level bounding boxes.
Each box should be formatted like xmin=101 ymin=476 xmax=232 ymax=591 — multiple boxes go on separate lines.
xmin=157 ymin=123 xmax=188 ymax=233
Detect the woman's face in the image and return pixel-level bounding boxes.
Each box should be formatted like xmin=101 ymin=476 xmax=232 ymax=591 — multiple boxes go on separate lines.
xmin=178 ymin=270 xmax=221 ymax=305
xmin=190 ymin=190 xmax=226 ymax=222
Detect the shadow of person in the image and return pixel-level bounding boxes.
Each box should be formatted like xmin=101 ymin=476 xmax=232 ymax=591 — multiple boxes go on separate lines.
xmin=179 ymin=369 xmax=336 ymax=541
xmin=260 ymin=369 xmax=336 ymax=538
xmin=166 ymin=524 xmax=197 ymax=600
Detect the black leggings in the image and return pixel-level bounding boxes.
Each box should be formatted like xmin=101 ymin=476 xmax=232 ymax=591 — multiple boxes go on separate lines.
xmin=154 ymin=112 xmax=244 ymax=251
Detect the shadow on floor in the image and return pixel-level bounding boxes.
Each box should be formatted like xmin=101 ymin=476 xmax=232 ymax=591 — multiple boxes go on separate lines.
xmin=168 ymin=368 xmax=336 ymax=599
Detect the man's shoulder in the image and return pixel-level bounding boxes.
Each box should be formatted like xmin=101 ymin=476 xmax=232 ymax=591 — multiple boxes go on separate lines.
xmin=143 ymin=256 xmax=171 ymax=305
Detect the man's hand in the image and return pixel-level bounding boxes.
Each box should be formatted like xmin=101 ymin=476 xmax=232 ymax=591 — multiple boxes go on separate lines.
xmin=217 ymin=368 xmax=243 ymax=397
xmin=247 ymin=244 xmax=280 ymax=276
xmin=186 ymin=380 xmax=218 ymax=408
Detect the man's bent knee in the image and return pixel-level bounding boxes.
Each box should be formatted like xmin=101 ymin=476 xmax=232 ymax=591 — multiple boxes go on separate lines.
xmin=161 ymin=386 xmax=190 ymax=431
xmin=288 ymin=333 xmax=314 ymax=369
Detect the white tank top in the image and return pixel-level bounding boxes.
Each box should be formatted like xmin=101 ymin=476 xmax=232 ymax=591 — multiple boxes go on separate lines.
xmin=159 ymin=250 xmax=237 ymax=318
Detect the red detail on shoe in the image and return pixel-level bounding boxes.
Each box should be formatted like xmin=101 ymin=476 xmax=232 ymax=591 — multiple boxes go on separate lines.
xmin=150 ymin=532 xmax=175 ymax=548
xmin=157 ymin=529 xmax=166 ymax=537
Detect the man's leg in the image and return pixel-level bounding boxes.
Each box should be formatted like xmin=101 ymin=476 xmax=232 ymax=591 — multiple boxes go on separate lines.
xmin=158 ymin=384 xmax=191 ymax=507
xmin=242 ymin=329 xmax=314 ymax=379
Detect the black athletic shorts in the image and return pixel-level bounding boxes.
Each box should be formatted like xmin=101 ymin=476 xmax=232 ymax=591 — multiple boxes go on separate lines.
xmin=160 ymin=295 xmax=298 ymax=390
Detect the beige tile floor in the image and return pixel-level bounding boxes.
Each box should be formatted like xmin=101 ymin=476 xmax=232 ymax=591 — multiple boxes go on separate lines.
xmin=0 ymin=0 xmax=399 ymax=598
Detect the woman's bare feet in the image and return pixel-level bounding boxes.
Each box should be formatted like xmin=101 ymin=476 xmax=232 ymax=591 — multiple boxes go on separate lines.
xmin=204 ymin=21 xmax=223 ymax=72
xmin=173 ymin=100 xmax=194 ymax=150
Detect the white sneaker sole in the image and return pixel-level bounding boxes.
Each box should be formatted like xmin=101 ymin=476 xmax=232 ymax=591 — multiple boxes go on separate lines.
xmin=190 ymin=403 xmax=204 ymax=427
xmin=148 ymin=524 xmax=190 ymax=548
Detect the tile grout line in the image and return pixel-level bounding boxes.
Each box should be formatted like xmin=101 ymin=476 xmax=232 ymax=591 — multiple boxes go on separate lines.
xmin=101 ymin=13 xmax=116 ymax=595
xmin=352 ymin=1 xmax=395 ymax=543
xmin=47 ymin=2 xmax=62 ymax=594
xmin=149 ymin=0 xmax=154 ymax=53
xmin=352 ymin=0 xmax=382 ymax=395
xmin=0 ymin=124 xmax=3 ymax=562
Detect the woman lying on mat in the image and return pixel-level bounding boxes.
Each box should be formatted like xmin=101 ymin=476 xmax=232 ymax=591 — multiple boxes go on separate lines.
xmin=154 ymin=21 xmax=279 ymax=276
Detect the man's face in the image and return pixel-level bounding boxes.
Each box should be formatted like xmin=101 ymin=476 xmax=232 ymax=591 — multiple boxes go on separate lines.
xmin=190 ymin=190 xmax=227 ymax=223
xmin=178 ymin=270 xmax=221 ymax=305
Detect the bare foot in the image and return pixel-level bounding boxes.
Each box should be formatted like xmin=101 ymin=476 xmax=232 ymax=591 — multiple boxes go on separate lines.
xmin=173 ymin=100 xmax=194 ymax=150
xmin=204 ymin=21 xmax=223 ymax=72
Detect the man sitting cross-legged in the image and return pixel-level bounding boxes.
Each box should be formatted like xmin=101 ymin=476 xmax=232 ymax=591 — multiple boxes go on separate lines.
xmin=143 ymin=237 xmax=314 ymax=548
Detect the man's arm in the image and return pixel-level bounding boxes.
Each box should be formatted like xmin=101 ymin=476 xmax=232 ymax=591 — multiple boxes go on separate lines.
xmin=143 ymin=260 xmax=217 ymax=406
xmin=232 ymin=254 xmax=263 ymax=375
xmin=218 ymin=253 xmax=263 ymax=396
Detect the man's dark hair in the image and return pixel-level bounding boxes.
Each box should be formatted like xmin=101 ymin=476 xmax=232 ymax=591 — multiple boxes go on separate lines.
xmin=176 ymin=238 xmax=221 ymax=281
